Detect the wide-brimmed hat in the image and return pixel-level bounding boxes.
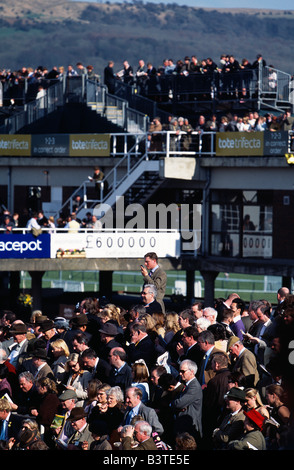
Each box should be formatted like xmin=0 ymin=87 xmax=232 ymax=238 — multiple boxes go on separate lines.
xmin=35 ymin=315 xmax=49 ymax=326
xmin=68 ymin=407 xmax=87 ymax=421
xmin=10 ymin=323 xmax=28 ymax=335
xmin=72 ymin=314 xmax=88 ymax=326
xmin=244 ymin=408 xmax=265 ymax=430
xmin=99 ymin=322 xmax=118 ymax=336
xmin=32 ymin=348 xmax=47 ymax=360
xmin=224 ymin=387 xmax=246 ymax=402
xmin=40 ymin=319 xmax=55 ymax=332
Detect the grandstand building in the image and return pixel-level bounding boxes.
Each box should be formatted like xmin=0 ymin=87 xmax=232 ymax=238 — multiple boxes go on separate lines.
xmin=0 ymin=63 xmax=293 ymax=314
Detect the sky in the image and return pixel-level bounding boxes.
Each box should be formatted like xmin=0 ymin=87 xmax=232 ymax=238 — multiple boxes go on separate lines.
xmin=75 ymin=0 xmax=294 ymax=10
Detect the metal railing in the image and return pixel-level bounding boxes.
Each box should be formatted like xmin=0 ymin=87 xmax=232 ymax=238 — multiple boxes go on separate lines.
xmin=86 ymin=80 xmax=149 ymax=133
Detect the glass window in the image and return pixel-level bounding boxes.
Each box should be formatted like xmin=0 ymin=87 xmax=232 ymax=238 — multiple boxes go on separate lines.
xmin=210 ymin=190 xmax=273 ymax=259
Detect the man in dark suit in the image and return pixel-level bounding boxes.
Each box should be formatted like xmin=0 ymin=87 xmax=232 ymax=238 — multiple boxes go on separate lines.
xmin=127 ymin=323 xmax=157 ymax=370
xmin=98 ymin=322 xmax=122 ymax=361
xmin=141 ymin=284 xmax=162 ymax=314
xmin=104 ymin=60 xmax=116 ymax=94
xmin=171 ymin=359 xmax=203 ymax=442
xmin=196 ymin=330 xmax=228 ymax=387
xmin=141 ymin=252 xmax=167 ymax=312
xmin=0 ymin=397 xmax=24 ymax=443
xmin=80 ymin=348 xmax=111 ymax=384
xmin=175 ymin=325 xmax=203 ymax=369
xmin=108 ymin=347 xmax=133 ymax=392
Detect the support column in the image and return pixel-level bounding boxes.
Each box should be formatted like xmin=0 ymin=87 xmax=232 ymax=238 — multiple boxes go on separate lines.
xmin=200 ymin=270 xmax=219 ymax=308
xmin=99 ymin=271 xmax=113 ymax=301
xmin=186 ymin=270 xmax=195 ymax=305
xmin=29 ymin=271 xmax=45 ymax=311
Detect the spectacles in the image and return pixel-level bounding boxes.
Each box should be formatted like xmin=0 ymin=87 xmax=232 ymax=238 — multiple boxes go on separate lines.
xmin=179 ymin=369 xmax=188 ymax=374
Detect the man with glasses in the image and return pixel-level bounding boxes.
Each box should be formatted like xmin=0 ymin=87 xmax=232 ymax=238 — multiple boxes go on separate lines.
xmin=121 ymin=421 xmax=158 ymax=450
xmin=171 ymin=359 xmax=202 ymax=444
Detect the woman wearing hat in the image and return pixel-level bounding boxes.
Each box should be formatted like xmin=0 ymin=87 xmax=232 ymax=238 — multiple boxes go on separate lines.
xmin=228 ymin=408 xmax=267 ymax=450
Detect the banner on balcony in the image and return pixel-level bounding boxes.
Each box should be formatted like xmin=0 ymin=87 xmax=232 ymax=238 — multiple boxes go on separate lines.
xmin=0 ymin=233 xmax=50 ymax=259
xmin=215 ymin=132 xmax=264 ymax=157
xmin=0 ymin=135 xmax=31 ymax=156
xmin=32 ymin=134 xmax=69 ymax=157
xmin=215 ymin=131 xmax=289 ymax=157
xmin=0 ymin=134 xmax=110 ymax=157
xmin=69 ymin=134 xmax=110 ymax=157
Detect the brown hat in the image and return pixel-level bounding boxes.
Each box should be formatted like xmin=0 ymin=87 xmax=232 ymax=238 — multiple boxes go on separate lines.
xmin=10 ymin=323 xmax=28 ymax=335
xmin=40 ymin=319 xmax=55 ymax=332
xmin=72 ymin=314 xmax=88 ymax=326
xmin=68 ymin=407 xmax=87 ymax=421
xmin=35 ymin=315 xmax=49 ymax=325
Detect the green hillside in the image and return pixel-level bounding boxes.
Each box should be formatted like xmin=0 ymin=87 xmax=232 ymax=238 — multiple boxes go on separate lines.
xmin=0 ymin=0 xmax=293 ymax=76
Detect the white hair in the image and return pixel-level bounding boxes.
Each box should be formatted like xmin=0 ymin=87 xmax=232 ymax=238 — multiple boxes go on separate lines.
xmin=195 ymin=317 xmax=211 ymax=331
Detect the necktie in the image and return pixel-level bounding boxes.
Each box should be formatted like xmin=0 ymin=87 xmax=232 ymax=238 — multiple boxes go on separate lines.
xmin=0 ymin=420 xmax=8 ymax=441
xmin=199 ymin=354 xmax=208 ymax=386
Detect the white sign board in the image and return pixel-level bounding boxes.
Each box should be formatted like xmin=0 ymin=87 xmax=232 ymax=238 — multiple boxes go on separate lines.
xmin=50 ymin=231 xmax=181 ymax=258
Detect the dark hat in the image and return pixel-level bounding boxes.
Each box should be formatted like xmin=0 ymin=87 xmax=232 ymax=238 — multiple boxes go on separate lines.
xmin=68 ymin=407 xmax=87 ymax=421
xmin=10 ymin=323 xmax=28 ymax=335
xmin=32 ymin=348 xmax=47 ymax=360
xmin=89 ymin=419 xmax=109 ymax=436
xmin=244 ymin=408 xmax=265 ymax=430
xmin=225 ymin=387 xmax=246 ymax=402
xmin=72 ymin=314 xmax=88 ymax=326
xmin=59 ymin=389 xmax=77 ymax=401
xmin=99 ymin=322 xmax=118 ymax=336
xmin=35 ymin=315 xmax=49 ymax=325
xmin=40 ymin=319 xmax=55 ymax=332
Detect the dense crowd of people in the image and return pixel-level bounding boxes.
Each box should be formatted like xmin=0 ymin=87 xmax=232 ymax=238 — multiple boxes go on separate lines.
xmin=0 ymin=253 xmax=294 ymax=451
xmin=0 ymin=52 xmax=290 ymax=106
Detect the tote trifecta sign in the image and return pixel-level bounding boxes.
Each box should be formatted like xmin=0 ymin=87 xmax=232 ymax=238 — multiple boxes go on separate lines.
xmin=215 ymin=131 xmax=289 ymax=157
xmin=0 ymin=233 xmax=50 ymax=259
xmin=0 ymin=134 xmax=110 ymax=157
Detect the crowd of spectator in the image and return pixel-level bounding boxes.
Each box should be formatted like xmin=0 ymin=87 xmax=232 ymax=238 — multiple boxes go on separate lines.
xmin=0 ymin=281 xmax=294 ymax=451
xmin=0 ymin=52 xmax=288 ymax=107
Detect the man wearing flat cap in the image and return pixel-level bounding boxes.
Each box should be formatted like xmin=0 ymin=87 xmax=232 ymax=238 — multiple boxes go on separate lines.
xmin=212 ymin=387 xmax=246 ymax=449
xmin=50 ymin=389 xmax=78 ymax=448
xmin=67 ymin=407 xmax=94 ymax=449
xmin=227 ymin=336 xmax=259 ymax=388
xmin=98 ymin=321 xmax=122 ymax=361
